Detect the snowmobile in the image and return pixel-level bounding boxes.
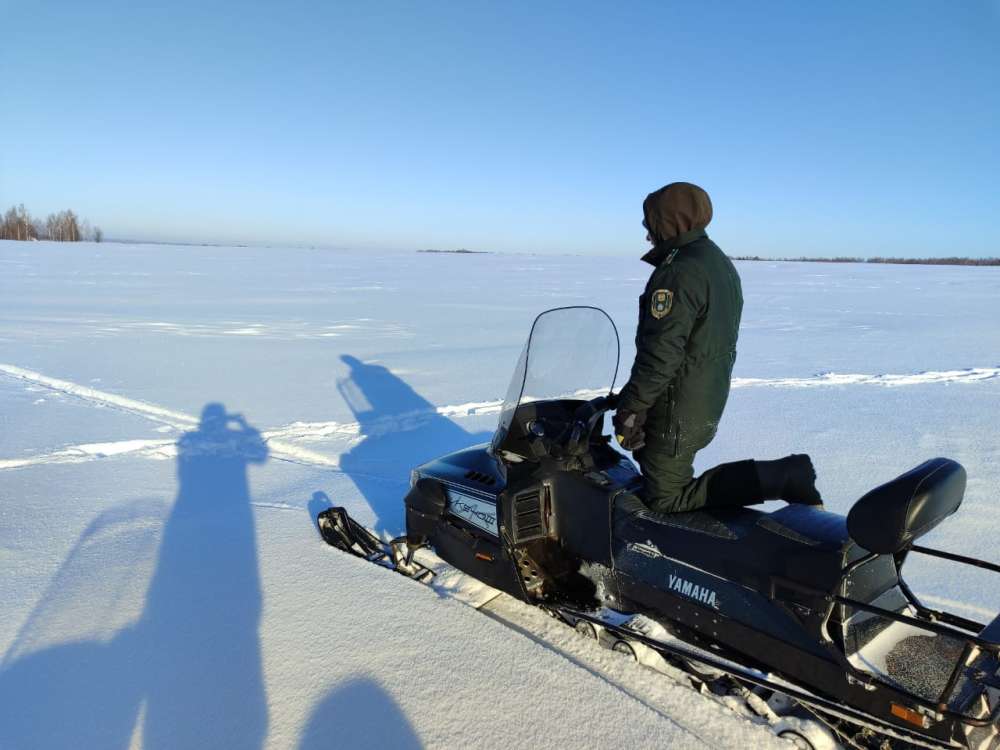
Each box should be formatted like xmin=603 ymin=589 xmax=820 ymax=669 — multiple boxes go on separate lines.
xmin=319 ymin=306 xmax=1000 ymax=750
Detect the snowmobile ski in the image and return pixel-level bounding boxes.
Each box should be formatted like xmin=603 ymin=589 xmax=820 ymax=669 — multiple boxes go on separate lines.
xmin=316 ymin=506 xmax=435 ymax=581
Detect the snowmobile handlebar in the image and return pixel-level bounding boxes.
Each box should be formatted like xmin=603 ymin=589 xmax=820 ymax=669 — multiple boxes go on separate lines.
xmin=561 ymin=392 xmax=618 ymax=457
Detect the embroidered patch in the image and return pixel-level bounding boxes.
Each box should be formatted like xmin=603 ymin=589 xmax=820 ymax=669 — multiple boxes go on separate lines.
xmin=650 ymin=289 xmax=673 ymax=319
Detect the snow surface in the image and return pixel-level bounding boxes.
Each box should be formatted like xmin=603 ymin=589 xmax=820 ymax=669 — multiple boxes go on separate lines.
xmin=2 ymin=239 xmax=1000 ymax=748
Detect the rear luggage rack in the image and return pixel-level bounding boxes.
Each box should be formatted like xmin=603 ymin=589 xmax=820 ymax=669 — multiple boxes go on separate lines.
xmin=831 ymin=546 xmax=1000 ymax=729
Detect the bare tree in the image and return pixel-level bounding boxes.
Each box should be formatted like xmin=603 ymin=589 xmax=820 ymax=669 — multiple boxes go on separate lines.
xmin=64 ymin=210 xmax=80 ymax=241
xmin=45 ymin=213 xmax=60 ymax=241
xmin=1 ymin=204 xmax=38 ymax=241
xmin=43 ymin=209 xmax=83 ymax=241
xmin=2 ymin=203 xmax=96 ymax=242
xmin=0 ymin=207 xmax=13 ymax=240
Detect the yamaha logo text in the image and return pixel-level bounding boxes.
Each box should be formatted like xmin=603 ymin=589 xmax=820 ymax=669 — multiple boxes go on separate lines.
xmin=668 ymin=574 xmax=719 ymax=609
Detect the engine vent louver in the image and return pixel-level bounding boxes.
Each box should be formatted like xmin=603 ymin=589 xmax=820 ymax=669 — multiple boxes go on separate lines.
xmin=512 ymin=488 xmax=547 ymax=543
xmin=464 ymin=469 xmax=497 ymax=486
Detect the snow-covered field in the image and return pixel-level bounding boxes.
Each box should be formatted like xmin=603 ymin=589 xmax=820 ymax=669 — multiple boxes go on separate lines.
xmin=2 ymin=240 xmax=999 ymax=749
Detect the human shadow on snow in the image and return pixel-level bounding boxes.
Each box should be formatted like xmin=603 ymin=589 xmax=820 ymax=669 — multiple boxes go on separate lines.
xmin=0 ymin=403 xmax=269 ymax=750
xmin=334 ymin=355 xmax=491 ymax=536
xmin=298 ymin=676 xmax=422 ymax=750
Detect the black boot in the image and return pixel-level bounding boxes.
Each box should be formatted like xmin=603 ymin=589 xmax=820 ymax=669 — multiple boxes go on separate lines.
xmin=754 ymin=454 xmax=823 ymax=506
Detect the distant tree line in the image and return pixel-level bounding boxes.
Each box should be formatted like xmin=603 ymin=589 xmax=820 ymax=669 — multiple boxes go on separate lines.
xmin=731 ymin=255 xmax=1000 ymax=267
xmin=0 ymin=204 xmax=102 ymax=242
xmin=417 ymin=248 xmax=487 ymax=254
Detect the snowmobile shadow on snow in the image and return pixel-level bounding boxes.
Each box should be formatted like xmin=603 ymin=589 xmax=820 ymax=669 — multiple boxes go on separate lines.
xmin=335 ymin=355 xmax=491 ymax=536
xmin=297 ymin=676 xmax=422 ymax=750
xmin=0 ymin=403 xmax=270 ymax=750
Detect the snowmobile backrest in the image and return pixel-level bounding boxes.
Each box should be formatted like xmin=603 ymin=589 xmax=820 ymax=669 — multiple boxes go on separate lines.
xmin=978 ymin=613 xmax=1000 ymax=646
xmin=846 ymin=458 xmax=966 ymax=554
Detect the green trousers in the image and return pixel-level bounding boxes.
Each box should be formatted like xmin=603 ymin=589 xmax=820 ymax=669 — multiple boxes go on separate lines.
xmin=635 ymin=441 xmax=759 ymax=514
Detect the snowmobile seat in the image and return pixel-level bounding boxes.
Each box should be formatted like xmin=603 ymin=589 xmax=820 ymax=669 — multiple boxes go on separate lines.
xmin=755 ymin=504 xmax=853 ymax=548
xmin=614 ymin=495 xmax=865 ymax=594
xmin=846 ymin=458 xmax=966 ymax=554
xmin=616 ymin=462 xmax=969 ymax=603
xmin=632 ymin=506 xmax=756 ymax=541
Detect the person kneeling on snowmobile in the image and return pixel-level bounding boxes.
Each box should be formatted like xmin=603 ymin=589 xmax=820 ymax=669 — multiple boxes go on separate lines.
xmin=613 ymin=182 xmax=822 ymax=514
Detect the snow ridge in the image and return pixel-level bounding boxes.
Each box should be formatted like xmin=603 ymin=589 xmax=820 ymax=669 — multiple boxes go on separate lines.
xmin=263 ymin=366 xmax=1000 ymax=441
xmin=0 ymin=363 xmax=197 ymax=428
xmin=732 ymin=367 xmax=1000 ymax=389
xmin=2 ymin=362 xmax=998 ymax=473
xmin=0 ymin=364 xmax=342 ymax=471
xmin=0 ymin=439 xmax=176 ymax=471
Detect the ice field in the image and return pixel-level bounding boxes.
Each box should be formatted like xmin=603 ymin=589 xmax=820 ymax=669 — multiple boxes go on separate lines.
xmin=2 ymin=239 xmax=999 ymax=748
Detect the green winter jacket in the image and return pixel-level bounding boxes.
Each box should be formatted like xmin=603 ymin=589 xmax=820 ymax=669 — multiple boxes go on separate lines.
xmin=618 ymin=184 xmax=743 ymax=458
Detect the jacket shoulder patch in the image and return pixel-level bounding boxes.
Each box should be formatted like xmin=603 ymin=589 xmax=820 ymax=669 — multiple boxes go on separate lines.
xmin=650 ymin=289 xmax=674 ymax=319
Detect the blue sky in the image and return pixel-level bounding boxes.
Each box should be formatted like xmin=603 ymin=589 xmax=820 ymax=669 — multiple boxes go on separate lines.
xmin=2 ymin=1 xmax=998 ymax=257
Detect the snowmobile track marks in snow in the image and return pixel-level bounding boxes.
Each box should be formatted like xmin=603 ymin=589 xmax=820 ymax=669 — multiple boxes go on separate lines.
xmin=3 ymin=361 xmax=1000 ymax=472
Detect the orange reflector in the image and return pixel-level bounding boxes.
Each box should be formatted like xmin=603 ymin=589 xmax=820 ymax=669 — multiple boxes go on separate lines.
xmin=475 ymin=552 xmax=494 ymax=562
xmin=891 ymin=703 xmax=929 ymax=729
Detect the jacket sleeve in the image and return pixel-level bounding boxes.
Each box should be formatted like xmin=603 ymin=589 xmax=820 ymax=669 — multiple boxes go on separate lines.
xmin=617 ymin=265 xmax=704 ymax=414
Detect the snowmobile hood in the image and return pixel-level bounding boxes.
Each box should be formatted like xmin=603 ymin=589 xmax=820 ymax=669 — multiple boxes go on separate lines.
xmin=641 ymin=182 xmax=713 ymax=256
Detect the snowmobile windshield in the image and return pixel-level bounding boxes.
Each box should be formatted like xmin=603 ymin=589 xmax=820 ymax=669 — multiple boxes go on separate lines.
xmin=490 ymin=306 xmax=620 ymax=458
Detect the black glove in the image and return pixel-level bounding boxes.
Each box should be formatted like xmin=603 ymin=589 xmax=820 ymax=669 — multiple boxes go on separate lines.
xmin=613 ymin=409 xmax=646 ymax=451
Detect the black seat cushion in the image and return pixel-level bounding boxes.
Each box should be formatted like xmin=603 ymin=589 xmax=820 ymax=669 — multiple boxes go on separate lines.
xmin=847 ymin=458 xmax=966 ymax=554
xmin=757 ymin=504 xmax=852 ymax=547
xmin=613 ymin=494 xmax=859 ymax=592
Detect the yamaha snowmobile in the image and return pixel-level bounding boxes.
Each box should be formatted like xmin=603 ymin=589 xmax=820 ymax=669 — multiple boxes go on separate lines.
xmin=319 ymin=306 xmax=1000 ymax=750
